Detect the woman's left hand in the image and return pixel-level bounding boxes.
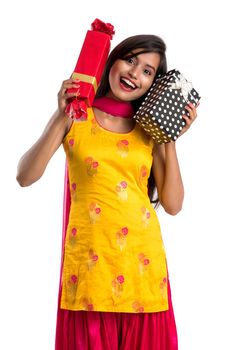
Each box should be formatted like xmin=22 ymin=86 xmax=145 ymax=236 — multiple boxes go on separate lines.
xmin=179 ymin=102 xmax=199 ymax=137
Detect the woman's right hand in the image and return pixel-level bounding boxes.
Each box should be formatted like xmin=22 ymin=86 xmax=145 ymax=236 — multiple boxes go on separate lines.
xmin=57 ymin=78 xmax=80 ymax=115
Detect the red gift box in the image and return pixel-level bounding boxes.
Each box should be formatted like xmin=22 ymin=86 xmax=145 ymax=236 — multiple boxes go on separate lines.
xmin=65 ymin=19 xmax=115 ymax=120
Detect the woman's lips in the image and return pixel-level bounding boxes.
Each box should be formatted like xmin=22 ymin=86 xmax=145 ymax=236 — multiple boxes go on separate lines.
xmin=119 ymin=81 xmax=133 ymax=92
xmin=121 ymin=77 xmax=137 ymax=89
xmin=119 ymin=77 xmax=138 ymax=92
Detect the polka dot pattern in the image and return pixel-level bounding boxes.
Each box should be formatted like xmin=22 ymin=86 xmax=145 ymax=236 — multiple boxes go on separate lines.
xmin=134 ymin=69 xmax=201 ymax=144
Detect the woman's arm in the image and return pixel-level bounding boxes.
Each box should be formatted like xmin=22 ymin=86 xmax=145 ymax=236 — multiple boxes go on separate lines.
xmin=16 ymin=78 xmax=79 ymax=187
xmin=16 ymin=111 xmax=71 ymax=186
xmin=152 ymin=142 xmax=184 ymax=215
xmin=152 ymin=102 xmax=198 ymax=215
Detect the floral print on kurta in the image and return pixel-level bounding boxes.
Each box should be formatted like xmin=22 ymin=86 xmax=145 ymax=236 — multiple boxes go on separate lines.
xmin=116 ymin=181 xmax=128 ymax=200
xmin=68 ymin=138 xmax=74 ymax=159
xmin=89 ymin=202 xmax=101 ymax=223
xmin=112 ymin=275 xmax=125 ymax=297
xmin=132 ymin=301 xmax=144 ymax=312
xmin=139 ymin=165 xmax=148 ymax=187
xmin=66 ymin=274 xmax=78 ymax=301
xmin=116 ymin=227 xmax=128 ymax=251
xmin=82 ymin=297 xmax=94 ymax=311
xmin=84 ymin=156 xmax=99 ymax=177
xmin=68 ymin=227 xmax=78 ymax=248
xmin=116 ymin=139 xmax=129 ymax=158
xmin=141 ymin=207 xmax=151 ymax=227
xmin=71 ymin=183 xmax=77 ymax=201
xmin=87 ymin=249 xmax=99 ymax=270
xmin=90 ymin=117 xmax=100 ymax=135
xmin=160 ymin=277 xmax=168 ymax=301
xmin=60 ymin=108 xmax=168 ymax=313
xmin=138 ymin=253 xmax=150 ymax=274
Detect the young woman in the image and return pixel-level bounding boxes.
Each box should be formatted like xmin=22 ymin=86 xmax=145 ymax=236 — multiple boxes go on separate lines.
xmin=16 ymin=34 xmax=198 ymax=350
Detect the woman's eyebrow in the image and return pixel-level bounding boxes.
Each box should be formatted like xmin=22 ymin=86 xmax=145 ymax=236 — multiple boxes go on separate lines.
xmin=145 ymin=64 xmax=156 ymax=72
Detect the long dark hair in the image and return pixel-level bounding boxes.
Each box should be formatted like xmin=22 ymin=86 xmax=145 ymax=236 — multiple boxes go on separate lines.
xmin=96 ymin=34 xmax=167 ymax=209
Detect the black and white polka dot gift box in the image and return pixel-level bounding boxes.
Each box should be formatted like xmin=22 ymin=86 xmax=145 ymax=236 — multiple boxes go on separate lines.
xmin=133 ymin=69 xmax=201 ymax=144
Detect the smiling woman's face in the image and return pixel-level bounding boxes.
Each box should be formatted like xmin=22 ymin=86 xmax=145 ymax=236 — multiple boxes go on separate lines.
xmin=107 ymin=50 xmax=161 ymax=102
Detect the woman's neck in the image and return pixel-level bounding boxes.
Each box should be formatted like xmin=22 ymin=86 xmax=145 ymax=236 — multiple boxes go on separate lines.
xmin=93 ymin=107 xmax=136 ymax=133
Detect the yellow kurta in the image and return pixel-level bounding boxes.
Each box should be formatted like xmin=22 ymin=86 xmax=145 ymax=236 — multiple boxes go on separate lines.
xmin=60 ymin=107 xmax=168 ymax=313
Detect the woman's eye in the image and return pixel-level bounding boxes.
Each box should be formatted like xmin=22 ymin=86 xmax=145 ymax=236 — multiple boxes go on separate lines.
xmin=144 ymin=69 xmax=151 ymax=76
xmin=127 ymin=57 xmax=135 ymax=64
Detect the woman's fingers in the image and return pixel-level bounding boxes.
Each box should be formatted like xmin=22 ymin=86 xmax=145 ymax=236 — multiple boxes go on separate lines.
xmin=63 ymin=78 xmax=80 ymax=86
xmin=185 ymin=102 xmax=198 ymax=120
xmin=57 ymin=78 xmax=81 ymax=112
xmin=179 ymin=102 xmax=199 ymax=136
xmin=64 ymin=91 xmax=81 ymax=100
xmin=58 ymin=78 xmax=80 ymax=96
xmin=58 ymin=86 xmax=80 ymax=98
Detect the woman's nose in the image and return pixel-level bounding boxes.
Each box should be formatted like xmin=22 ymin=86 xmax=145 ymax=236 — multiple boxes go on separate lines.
xmin=128 ymin=66 xmax=138 ymax=79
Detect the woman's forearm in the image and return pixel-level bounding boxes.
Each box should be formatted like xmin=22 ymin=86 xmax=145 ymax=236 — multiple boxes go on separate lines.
xmin=16 ymin=110 xmax=69 ymax=187
xmin=161 ymin=142 xmax=184 ymax=214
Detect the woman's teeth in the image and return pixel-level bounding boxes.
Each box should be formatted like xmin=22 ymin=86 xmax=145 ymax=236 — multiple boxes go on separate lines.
xmin=120 ymin=78 xmax=136 ymax=89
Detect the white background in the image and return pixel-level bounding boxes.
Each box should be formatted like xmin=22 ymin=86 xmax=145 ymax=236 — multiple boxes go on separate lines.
xmin=0 ymin=0 xmax=234 ymax=349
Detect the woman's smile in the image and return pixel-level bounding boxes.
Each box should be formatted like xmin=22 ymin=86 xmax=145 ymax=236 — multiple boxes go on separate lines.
xmin=119 ymin=76 xmax=138 ymax=91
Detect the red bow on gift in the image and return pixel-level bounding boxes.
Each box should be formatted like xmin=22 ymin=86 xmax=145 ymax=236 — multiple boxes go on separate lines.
xmin=91 ymin=18 xmax=115 ymax=39
xmin=65 ymin=99 xmax=87 ymax=120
